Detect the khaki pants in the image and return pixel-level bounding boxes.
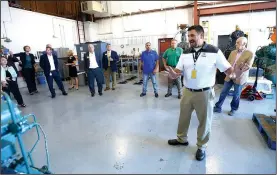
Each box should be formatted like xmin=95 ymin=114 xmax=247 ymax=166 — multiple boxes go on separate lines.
xmin=176 ymin=88 xmax=215 ymax=150
xmin=168 ymin=76 xmax=182 ymax=94
xmin=104 ymin=67 xmax=116 ymax=89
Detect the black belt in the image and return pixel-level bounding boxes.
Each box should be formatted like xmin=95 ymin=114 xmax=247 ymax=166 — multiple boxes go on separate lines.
xmin=186 ymin=87 xmax=211 ymax=92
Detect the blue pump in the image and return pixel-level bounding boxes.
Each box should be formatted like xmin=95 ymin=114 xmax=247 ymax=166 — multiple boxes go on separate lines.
xmin=1 ymin=92 xmax=52 ymax=174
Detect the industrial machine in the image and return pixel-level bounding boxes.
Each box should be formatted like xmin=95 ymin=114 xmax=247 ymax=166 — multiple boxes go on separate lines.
xmin=240 ymin=57 xmax=264 ymax=101
xmin=241 ymin=26 xmax=276 ymax=101
xmin=255 ymin=26 xmax=276 ymax=84
xmin=1 ymin=92 xmax=52 ymax=174
xmin=175 ymin=24 xmax=190 ymax=53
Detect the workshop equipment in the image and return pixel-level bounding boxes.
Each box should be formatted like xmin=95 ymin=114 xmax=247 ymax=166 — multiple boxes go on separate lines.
xmin=1 ymin=92 xmax=52 ymax=174
xmin=240 ymin=57 xmax=264 ymax=101
xmin=255 ymin=26 xmax=276 ymax=84
xmin=175 ymin=24 xmax=190 ymax=53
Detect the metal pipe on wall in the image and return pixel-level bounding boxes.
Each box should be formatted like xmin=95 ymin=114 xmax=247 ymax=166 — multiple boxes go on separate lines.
xmin=62 ymin=25 xmax=66 ymax=48
xmin=59 ymin=24 xmax=64 ymax=48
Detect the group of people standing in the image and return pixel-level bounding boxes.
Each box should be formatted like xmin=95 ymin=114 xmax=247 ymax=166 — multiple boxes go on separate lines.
xmin=1 ymin=25 xmax=254 ymax=162
xmin=139 ymin=25 xmax=254 ymax=161
xmin=0 ymin=43 xmax=121 ymax=105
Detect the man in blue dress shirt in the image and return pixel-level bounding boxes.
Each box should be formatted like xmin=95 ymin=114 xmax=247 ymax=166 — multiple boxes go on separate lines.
xmin=139 ymin=42 xmax=159 ymax=98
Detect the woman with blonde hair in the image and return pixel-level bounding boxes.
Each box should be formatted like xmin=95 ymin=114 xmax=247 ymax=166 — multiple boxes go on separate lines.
xmin=65 ymin=50 xmax=78 ymax=90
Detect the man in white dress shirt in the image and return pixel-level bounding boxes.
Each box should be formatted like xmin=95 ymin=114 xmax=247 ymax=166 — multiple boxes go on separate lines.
xmin=84 ymin=44 xmax=104 ymax=97
xmin=40 ymin=46 xmax=67 ymax=98
xmin=167 ymin=25 xmax=233 ymax=161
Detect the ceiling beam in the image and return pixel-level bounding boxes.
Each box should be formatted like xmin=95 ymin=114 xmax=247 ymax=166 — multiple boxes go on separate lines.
xmin=198 ymin=1 xmax=276 ymax=16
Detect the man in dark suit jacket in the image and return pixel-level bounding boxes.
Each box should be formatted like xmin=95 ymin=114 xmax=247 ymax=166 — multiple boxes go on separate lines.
xmin=14 ymin=46 xmax=38 ymax=95
xmin=40 ymin=46 xmax=67 ymax=98
xmin=102 ymin=44 xmax=119 ymax=91
xmin=84 ymin=44 xmax=104 ymax=97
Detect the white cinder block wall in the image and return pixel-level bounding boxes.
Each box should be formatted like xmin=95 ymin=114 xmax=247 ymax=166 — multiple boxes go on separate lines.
xmin=1 ymin=1 xmax=80 ymax=55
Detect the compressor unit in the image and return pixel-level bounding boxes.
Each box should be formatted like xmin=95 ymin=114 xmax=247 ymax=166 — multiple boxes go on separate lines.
xmin=1 ymin=92 xmax=52 ymax=174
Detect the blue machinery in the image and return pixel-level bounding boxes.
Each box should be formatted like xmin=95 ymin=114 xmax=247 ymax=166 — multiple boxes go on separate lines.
xmin=1 ymin=92 xmax=52 ymax=174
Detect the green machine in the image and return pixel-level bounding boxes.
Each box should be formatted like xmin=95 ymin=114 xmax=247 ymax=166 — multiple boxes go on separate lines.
xmin=1 ymin=92 xmax=52 ymax=174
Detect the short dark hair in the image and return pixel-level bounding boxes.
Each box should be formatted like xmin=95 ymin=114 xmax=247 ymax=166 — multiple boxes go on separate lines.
xmin=46 ymin=46 xmax=52 ymax=50
xmin=23 ymin=45 xmax=30 ymax=51
xmin=106 ymin=44 xmax=111 ymax=47
xmin=171 ymin=39 xmax=177 ymax=42
xmin=188 ymin=25 xmax=205 ymax=35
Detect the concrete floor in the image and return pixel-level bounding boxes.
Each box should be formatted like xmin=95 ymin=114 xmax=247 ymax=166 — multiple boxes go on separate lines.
xmin=15 ymin=73 xmax=276 ymax=174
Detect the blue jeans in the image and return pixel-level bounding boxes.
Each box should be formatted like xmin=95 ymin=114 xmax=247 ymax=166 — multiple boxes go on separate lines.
xmin=142 ymin=73 xmax=158 ymax=94
xmin=214 ymin=80 xmax=243 ymax=111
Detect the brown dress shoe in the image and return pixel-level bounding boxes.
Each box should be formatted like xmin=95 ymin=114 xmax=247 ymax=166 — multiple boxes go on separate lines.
xmin=104 ymin=88 xmax=110 ymax=91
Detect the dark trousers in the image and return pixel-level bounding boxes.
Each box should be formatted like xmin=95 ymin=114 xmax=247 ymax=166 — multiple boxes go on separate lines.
xmin=87 ymin=68 xmax=103 ymax=93
xmin=214 ymin=80 xmax=243 ymax=111
xmin=22 ymin=68 xmax=37 ymax=93
xmin=45 ymin=70 xmax=65 ymax=95
xmin=2 ymin=80 xmax=24 ymax=105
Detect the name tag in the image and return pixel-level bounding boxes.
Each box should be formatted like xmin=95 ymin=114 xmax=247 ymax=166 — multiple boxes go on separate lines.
xmin=87 ymin=56 xmax=89 ymax=59
xmin=105 ymin=54 xmax=107 ymax=55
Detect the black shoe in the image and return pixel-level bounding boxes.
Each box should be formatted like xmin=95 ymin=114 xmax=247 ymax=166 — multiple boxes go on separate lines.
xmin=112 ymin=88 xmax=115 ymax=90
xmin=165 ymin=93 xmax=172 ymax=97
xmin=99 ymin=92 xmax=103 ymax=96
xmin=51 ymin=94 xmax=56 ymax=98
xmin=178 ymin=94 xmax=182 ymax=99
xmin=168 ymin=139 xmax=189 ymax=146
xmin=195 ymin=149 xmax=206 ymax=161
xmin=62 ymin=91 xmax=68 ymax=96
xmin=20 ymin=104 xmax=26 ymax=107
xmin=155 ymin=93 xmax=158 ymax=98
xmin=30 ymin=92 xmax=34 ymax=95
xmin=213 ymin=107 xmax=222 ymax=113
xmin=34 ymin=90 xmax=39 ymax=93
xmin=140 ymin=93 xmax=146 ymax=97
xmin=228 ymin=110 xmax=235 ymax=116
xmin=91 ymin=92 xmax=95 ymax=97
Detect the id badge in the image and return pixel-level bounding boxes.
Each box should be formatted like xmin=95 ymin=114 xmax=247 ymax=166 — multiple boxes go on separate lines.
xmin=191 ymin=69 xmax=197 ymax=79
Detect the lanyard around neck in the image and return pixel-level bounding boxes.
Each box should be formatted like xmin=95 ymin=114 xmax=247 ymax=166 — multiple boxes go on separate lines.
xmin=192 ymin=49 xmax=202 ymax=67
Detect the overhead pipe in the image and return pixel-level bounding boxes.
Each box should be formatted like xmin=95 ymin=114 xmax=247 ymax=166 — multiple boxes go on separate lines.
xmin=194 ymin=0 xmax=199 ymax=25
xmin=198 ymin=1 xmax=276 ymax=16
xmin=75 ymin=1 xmax=81 ymax=44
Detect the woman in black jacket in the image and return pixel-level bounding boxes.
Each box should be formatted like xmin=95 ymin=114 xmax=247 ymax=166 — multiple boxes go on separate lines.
xmin=14 ymin=45 xmax=38 ymax=95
